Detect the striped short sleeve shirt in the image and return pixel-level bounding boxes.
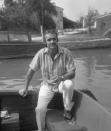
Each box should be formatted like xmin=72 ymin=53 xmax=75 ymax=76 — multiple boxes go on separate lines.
xmin=29 ymin=46 xmax=76 ymax=81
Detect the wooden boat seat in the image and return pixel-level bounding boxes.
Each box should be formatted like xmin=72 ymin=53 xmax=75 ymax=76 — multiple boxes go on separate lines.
xmin=1 ymin=113 xmax=19 ymax=131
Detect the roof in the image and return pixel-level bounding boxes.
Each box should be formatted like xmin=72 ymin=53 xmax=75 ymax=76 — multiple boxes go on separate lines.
xmin=96 ymin=13 xmax=111 ymax=20
xmin=55 ymin=5 xmax=64 ymax=11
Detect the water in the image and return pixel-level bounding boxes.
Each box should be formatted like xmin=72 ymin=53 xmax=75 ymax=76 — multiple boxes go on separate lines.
xmin=0 ymin=48 xmax=111 ymax=112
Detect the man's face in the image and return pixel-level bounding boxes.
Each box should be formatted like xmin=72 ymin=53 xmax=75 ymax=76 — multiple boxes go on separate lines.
xmin=45 ymin=33 xmax=58 ymax=54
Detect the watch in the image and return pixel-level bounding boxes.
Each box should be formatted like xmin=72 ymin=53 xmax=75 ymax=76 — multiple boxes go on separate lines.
xmin=61 ymin=75 xmax=64 ymax=81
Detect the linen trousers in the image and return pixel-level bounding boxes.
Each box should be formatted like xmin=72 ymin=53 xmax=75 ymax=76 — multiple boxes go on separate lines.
xmin=35 ymin=79 xmax=74 ymax=131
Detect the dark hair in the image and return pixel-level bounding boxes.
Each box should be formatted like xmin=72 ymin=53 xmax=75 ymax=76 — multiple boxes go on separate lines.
xmin=45 ymin=29 xmax=58 ymax=36
xmin=45 ymin=29 xmax=58 ymax=41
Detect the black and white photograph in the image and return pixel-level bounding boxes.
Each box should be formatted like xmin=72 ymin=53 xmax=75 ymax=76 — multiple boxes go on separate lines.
xmin=0 ymin=0 xmax=111 ymax=131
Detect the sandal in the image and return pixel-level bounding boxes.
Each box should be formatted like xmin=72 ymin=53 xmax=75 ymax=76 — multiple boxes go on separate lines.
xmin=63 ymin=102 xmax=75 ymax=120
xmin=64 ymin=109 xmax=72 ymax=120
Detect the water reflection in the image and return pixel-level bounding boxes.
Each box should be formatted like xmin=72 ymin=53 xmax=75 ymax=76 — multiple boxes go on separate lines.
xmin=73 ymin=48 xmax=111 ymax=112
xmin=0 ymin=48 xmax=111 ymax=111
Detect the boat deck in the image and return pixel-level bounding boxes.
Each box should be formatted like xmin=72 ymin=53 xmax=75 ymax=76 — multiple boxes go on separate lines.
xmin=0 ymin=86 xmax=111 ymax=131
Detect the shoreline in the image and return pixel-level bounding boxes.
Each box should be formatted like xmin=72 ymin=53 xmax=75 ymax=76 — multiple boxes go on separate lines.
xmin=0 ymin=38 xmax=110 ymax=59
xmin=59 ymin=38 xmax=111 ymax=50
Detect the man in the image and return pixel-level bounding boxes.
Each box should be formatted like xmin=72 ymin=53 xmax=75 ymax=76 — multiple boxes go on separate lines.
xmin=19 ymin=30 xmax=76 ymax=131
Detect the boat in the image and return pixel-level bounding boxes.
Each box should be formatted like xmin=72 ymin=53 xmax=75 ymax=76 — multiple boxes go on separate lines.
xmin=1 ymin=85 xmax=111 ymax=131
xmin=0 ymin=31 xmax=45 ymax=59
xmin=46 ymin=90 xmax=111 ymax=131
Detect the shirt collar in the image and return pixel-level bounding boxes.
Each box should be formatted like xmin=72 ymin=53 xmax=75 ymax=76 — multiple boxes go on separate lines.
xmin=44 ymin=46 xmax=63 ymax=55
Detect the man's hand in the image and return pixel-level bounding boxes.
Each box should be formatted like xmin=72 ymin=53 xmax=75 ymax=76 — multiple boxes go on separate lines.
xmin=47 ymin=75 xmax=62 ymax=85
xmin=19 ymin=88 xmax=28 ymax=97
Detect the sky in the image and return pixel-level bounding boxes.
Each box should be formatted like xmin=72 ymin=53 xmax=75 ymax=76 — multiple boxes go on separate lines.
xmin=52 ymin=0 xmax=111 ymax=21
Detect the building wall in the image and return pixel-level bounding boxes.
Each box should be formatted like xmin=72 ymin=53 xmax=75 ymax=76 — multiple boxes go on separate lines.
xmin=52 ymin=6 xmax=63 ymax=31
xmin=96 ymin=14 xmax=111 ymax=35
xmin=0 ymin=0 xmax=5 ymax=8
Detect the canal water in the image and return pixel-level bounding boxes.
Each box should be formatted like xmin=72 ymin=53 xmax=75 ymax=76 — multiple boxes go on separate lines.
xmin=0 ymin=48 xmax=111 ymax=112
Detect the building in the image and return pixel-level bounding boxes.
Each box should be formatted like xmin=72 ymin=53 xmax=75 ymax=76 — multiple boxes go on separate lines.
xmin=0 ymin=0 xmax=5 ymax=9
xmin=52 ymin=6 xmax=63 ymax=32
xmin=95 ymin=13 xmax=111 ymax=35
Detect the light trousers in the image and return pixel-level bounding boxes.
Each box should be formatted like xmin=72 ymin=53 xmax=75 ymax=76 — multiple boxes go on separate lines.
xmin=35 ymin=79 xmax=74 ymax=131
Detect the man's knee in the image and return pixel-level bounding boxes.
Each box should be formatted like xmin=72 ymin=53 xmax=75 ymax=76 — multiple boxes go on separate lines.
xmin=64 ymin=80 xmax=73 ymax=90
xmin=35 ymin=106 xmax=47 ymax=114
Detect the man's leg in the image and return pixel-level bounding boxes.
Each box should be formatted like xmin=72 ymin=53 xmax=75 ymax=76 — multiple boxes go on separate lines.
xmin=35 ymin=84 xmax=54 ymax=131
xmin=59 ymin=80 xmax=74 ymax=119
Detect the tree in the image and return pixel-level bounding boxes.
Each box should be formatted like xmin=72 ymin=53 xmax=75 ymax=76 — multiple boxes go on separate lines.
xmin=4 ymin=0 xmax=34 ymax=31
xmin=77 ymin=16 xmax=84 ymax=28
xmin=24 ymin=0 xmax=57 ymax=42
xmin=4 ymin=0 xmax=57 ymax=41
xmin=85 ymin=7 xmax=99 ymax=35
xmin=44 ymin=14 xmax=56 ymax=29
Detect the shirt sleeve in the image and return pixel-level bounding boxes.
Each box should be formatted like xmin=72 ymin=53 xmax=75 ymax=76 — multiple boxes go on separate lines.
xmin=29 ymin=50 xmax=41 ymax=71
xmin=66 ymin=49 xmax=76 ymax=72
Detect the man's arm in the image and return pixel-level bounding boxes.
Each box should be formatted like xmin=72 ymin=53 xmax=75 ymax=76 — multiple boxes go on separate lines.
xmin=19 ymin=68 xmax=35 ymax=97
xmin=61 ymin=69 xmax=75 ymax=81
xmin=25 ymin=68 xmax=35 ymax=90
xmin=62 ymin=49 xmax=76 ymax=81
